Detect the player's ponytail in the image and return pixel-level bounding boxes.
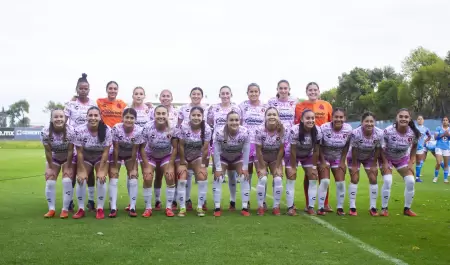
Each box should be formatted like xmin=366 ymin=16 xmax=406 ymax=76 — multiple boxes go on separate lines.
xmin=200 ymin=120 xmax=205 ymax=145
xmin=408 ymin=120 xmax=421 ymax=140
xmin=98 ymin=120 xmax=107 ymax=143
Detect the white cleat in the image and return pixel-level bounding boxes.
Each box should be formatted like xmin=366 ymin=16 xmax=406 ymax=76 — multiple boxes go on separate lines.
xmin=433 ymin=177 xmax=438 ymax=183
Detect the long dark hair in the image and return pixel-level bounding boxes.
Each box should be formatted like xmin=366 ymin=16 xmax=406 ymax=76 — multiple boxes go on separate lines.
xmin=49 ymin=108 xmax=67 ymax=144
xmin=276 ymin=80 xmax=290 ymax=98
xmin=190 ymin=106 xmax=206 ymax=145
xmin=264 ymin=107 xmax=284 ymax=138
xmin=298 ymin=109 xmax=318 ymax=145
xmin=223 ymin=110 xmax=240 ymax=141
xmin=394 ymin=108 xmax=421 ymax=139
xmin=87 ymin=106 xmax=107 ymax=143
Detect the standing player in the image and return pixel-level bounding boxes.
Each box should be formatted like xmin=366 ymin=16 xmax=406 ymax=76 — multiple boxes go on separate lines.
xmin=294 ymin=82 xmax=333 ymax=212
xmin=415 ymin=115 xmax=431 ymax=182
xmin=40 ymin=109 xmax=75 ymax=218
xmin=96 ymin=81 xmax=128 ymax=128
xmin=72 ymin=106 xmax=112 ymax=219
xmin=176 ymin=106 xmax=211 ymax=217
xmin=140 ymin=105 xmax=178 ymax=217
xmin=379 ymin=108 xmax=420 ymax=217
xmin=433 ymin=116 xmax=450 ymax=183
xmin=347 ymin=112 xmax=383 ymax=216
xmin=109 ymin=108 xmax=144 ymax=217
xmin=254 ymin=107 xmax=285 ymax=216
xmin=318 ymin=108 xmax=352 ymax=215
xmin=289 ymin=110 xmax=322 ymax=216
xmin=212 ymin=111 xmax=251 ymax=217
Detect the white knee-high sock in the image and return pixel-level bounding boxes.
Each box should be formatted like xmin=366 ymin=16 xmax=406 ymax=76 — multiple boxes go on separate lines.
xmin=404 ymin=175 xmax=415 ymax=208
xmin=166 ymin=186 xmax=175 ymax=208
xmin=382 ymin=174 xmax=392 ymax=208
xmin=143 ymin=187 xmax=152 ymax=209
xmin=45 ymin=180 xmax=56 ymax=211
xmin=96 ymin=180 xmax=107 ymax=209
xmin=129 ymin=179 xmax=138 ymax=210
xmin=177 ymin=180 xmax=187 ymax=209
xmin=197 ymin=180 xmax=208 ymax=209
xmin=308 ymin=180 xmax=318 ymax=208
xmin=186 ymin=170 xmax=194 ymax=200
xmin=273 ymin=176 xmax=283 ymax=208
xmin=240 ymin=176 xmax=250 ymax=209
xmin=109 ymin=178 xmax=119 ymax=210
xmin=286 ymin=179 xmax=296 ymax=208
xmin=62 ymin=178 xmax=73 ymax=211
xmin=318 ymin=179 xmax=330 ymax=209
xmin=335 ymin=181 xmax=345 ymax=209
xmin=348 ymin=183 xmax=358 ymax=209
xmin=256 ymin=176 xmax=267 ymax=207
xmin=369 ymin=183 xmax=378 ymax=209
xmin=213 ymin=176 xmax=223 ymax=208
xmin=76 ymin=180 xmax=86 ymax=210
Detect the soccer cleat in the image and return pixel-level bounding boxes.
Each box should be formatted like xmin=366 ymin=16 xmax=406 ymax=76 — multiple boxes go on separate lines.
xmin=445 ymin=179 xmax=449 ymax=184
xmin=44 ymin=210 xmax=56 ymax=218
xmin=87 ymin=200 xmax=96 ymax=212
xmin=142 ymin=208 xmax=153 ymax=218
xmin=369 ymin=207 xmax=379 ymax=217
xmin=202 ymin=201 xmax=208 ymax=211
xmin=197 ymin=208 xmax=206 ymax=217
xmin=257 ymin=207 xmax=265 ymax=216
xmin=124 ymin=204 xmax=131 ymax=212
xmin=415 ymin=178 xmax=423 ymax=183
xmin=263 ymin=202 xmax=268 ymax=212
xmin=316 ymin=208 xmax=326 ymax=216
xmin=154 ymin=201 xmax=162 ymax=211
xmin=68 ymin=200 xmax=74 ymax=213
xmin=380 ymin=207 xmax=389 ymax=217
xmin=229 ymin=201 xmax=236 ymax=211
xmin=128 ymin=209 xmax=137 ymax=217
xmin=349 ymin=208 xmax=358 ymax=216
xmin=306 ymin=206 xmax=316 ymax=215
xmin=96 ymin=209 xmax=105 ymax=219
xmin=109 ymin=209 xmax=117 ymax=218
xmin=241 ymin=208 xmax=250 ymax=216
xmin=403 ymin=208 xmax=417 ymax=217
xmin=59 ymin=210 xmax=69 ymax=219
xmin=336 ymin=208 xmax=345 ymax=216
xmin=72 ymin=208 xmax=85 ymax=219
xmin=178 ymin=208 xmax=187 ymax=217
xmin=324 ymin=205 xmax=333 ymax=212
xmin=433 ymin=177 xmax=438 ymax=183
xmin=214 ymin=208 xmax=221 ymax=217
xmin=165 ymin=208 xmax=175 ymax=217
xmin=171 ymin=201 xmax=178 ymax=211
xmin=186 ymin=199 xmax=193 ymax=211
xmin=272 ymin=207 xmax=281 ymax=216
xmin=287 ymin=206 xmax=297 ymax=216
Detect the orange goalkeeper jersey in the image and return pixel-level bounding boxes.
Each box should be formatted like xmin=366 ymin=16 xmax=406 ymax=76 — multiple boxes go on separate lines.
xmin=96 ymin=98 xmax=127 ymax=127
xmin=294 ymin=100 xmax=332 ymax=126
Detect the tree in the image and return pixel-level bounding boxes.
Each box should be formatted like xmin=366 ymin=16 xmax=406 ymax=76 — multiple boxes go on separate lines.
xmin=320 ymin=88 xmax=337 ymax=106
xmin=0 ymin=107 xmax=7 ymax=127
xmin=373 ymin=79 xmax=402 ymax=120
xmin=7 ymin=99 xmax=30 ymax=127
xmin=43 ymin=101 xmax=65 ymax=113
xmin=445 ymin=51 xmax=450 ymax=66
xmin=402 ymin=46 xmax=440 ymax=79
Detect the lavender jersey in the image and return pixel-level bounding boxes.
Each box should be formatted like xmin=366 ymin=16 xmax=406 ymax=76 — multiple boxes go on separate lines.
xmin=383 ymin=125 xmax=418 ymax=160
xmin=239 ymin=100 xmax=267 ymax=143
xmin=179 ymin=123 xmax=212 ymax=161
xmin=348 ymin=126 xmax=384 ymax=161
xmin=320 ymin=122 xmax=352 ymax=160
xmin=290 ymin=125 xmax=323 ymax=157
xmin=254 ymin=125 xmax=285 ymax=162
xmin=267 ymin=97 xmax=296 ymax=132
xmin=149 ymin=105 xmax=179 ymax=128
xmin=112 ymin=123 xmax=145 ymax=157
xmin=40 ymin=125 xmax=74 ymax=161
xmin=130 ymin=105 xmax=151 ymax=127
xmin=178 ymin=104 xmax=208 ymax=126
xmin=213 ymin=126 xmax=250 ymax=162
xmin=64 ymin=98 xmax=97 ymax=128
xmin=143 ymin=123 xmax=175 ymax=159
xmin=72 ymin=124 xmax=112 ymax=162
xmin=207 ymin=103 xmax=241 ymax=131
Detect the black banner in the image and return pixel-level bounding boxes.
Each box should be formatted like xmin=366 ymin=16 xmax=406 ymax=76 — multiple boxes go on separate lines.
xmin=0 ymin=128 xmax=15 ymax=139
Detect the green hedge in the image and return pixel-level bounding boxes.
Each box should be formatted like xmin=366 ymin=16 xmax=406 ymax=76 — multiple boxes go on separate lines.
xmin=0 ymin=141 xmax=43 ymax=149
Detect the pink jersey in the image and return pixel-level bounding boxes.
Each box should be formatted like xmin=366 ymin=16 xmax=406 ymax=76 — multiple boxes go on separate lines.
xmin=40 ymin=125 xmax=74 ymax=161
xmin=382 ymin=125 xmax=418 ymax=160
xmin=254 ymin=125 xmax=285 ymax=162
xmin=112 ymin=123 xmax=145 ymax=157
xmin=72 ymin=124 xmax=112 ymax=162
xmin=290 ymin=125 xmax=323 ymax=157
xmin=207 ymin=103 xmax=241 ymax=131
xmin=129 ymin=105 xmax=151 ymax=127
xmin=267 ymin=97 xmax=296 ymax=132
xmin=178 ymin=123 xmax=212 ymax=162
xmin=143 ymin=123 xmax=175 ymax=159
xmin=149 ymin=105 xmax=179 ymax=128
xmin=213 ymin=126 xmax=251 ymax=169
xmin=348 ymin=126 xmax=384 ymax=161
xmin=64 ymin=98 xmax=97 ymax=128
xmin=239 ymin=100 xmax=267 ymax=143
xmin=320 ymin=122 xmax=352 ymax=161
xmin=178 ymin=104 xmax=208 ymax=126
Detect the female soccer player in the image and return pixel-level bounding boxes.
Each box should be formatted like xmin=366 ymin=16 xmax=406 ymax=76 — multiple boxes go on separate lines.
xmin=318 ymin=108 xmax=352 ymax=215
xmin=130 ymin=87 xmax=152 ymax=128
xmin=207 ymin=86 xmax=241 ymax=209
xmin=96 ymin=81 xmax=128 ymax=128
xmin=254 ymin=107 xmax=285 ymax=216
xmin=415 ymin=115 xmax=431 ymax=182
xmin=239 ymin=83 xmax=268 ymax=210
xmin=72 ymin=106 xmax=112 ymax=219
xmin=433 ymin=116 xmax=450 ymax=183
xmin=347 ymin=112 xmax=383 ymax=216
xmin=379 ymin=108 xmax=420 ymax=217
xmin=176 ymin=106 xmax=211 ymax=217
xmin=213 ymin=111 xmax=251 ymax=217
xmin=109 ymin=108 xmax=144 ymax=218
xmin=289 ymin=109 xmax=322 ymax=216
xmin=40 ymin=109 xmax=75 ymax=218
xmin=294 ymin=82 xmax=333 ymax=212
xmin=141 ymin=105 xmax=178 ymax=217
xmin=177 ymin=87 xmax=208 ymax=211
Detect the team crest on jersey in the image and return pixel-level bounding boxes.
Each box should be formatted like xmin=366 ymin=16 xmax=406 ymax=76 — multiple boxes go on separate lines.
xmin=261 ymin=108 xmax=265 ymax=112
xmin=49 ymin=136 xmax=54 ymax=142
xmin=117 ymin=103 xmax=122 ymax=108
xmin=145 ymin=109 xmax=149 ymax=113
xmin=83 ymin=137 xmax=88 ymax=144
xmin=290 ymin=102 xmax=294 ymax=106
xmin=408 ymin=137 xmax=412 ymax=143
xmin=319 ymin=104 xmax=324 ymax=110
xmin=131 ymin=138 xmax=135 ymax=143
xmin=167 ymin=134 xmax=172 ymax=139
xmin=276 ymin=137 xmax=280 ymax=141
xmin=343 ymin=134 xmax=348 ymax=138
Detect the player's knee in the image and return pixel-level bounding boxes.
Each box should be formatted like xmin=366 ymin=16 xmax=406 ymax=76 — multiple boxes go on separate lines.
xmin=404 ymin=175 xmax=415 ymax=191
xmin=274 ymin=176 xmax=282 ymax=187
xmin=383 ymin=174 xmax=392 ymax=188
xmin=320 ymin=178 xmax=330 ymax=186
xmin=258 ymin=176 xmax=267 ymax=186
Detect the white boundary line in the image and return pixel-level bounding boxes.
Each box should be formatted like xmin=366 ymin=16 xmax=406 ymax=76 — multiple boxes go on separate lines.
xmin=250 ymin=187 xmax=409 ymax=265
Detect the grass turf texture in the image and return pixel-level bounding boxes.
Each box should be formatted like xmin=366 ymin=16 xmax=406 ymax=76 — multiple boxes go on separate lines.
xmin=0 ymin=141 xmax=448 ymax=265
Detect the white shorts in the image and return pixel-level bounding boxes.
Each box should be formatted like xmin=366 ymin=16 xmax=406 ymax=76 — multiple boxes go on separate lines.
xmin=416 ymin=149 xmax=426 ymax=155
xmin=435 ymin=148 xmax=450 ymax=156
